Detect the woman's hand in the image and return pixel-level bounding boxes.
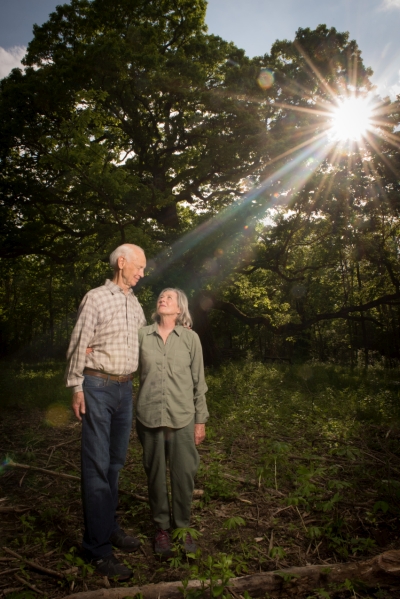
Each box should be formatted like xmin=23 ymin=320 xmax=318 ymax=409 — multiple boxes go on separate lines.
xmin=194 ymin=423 xmax=206 ymax=445
xmin=86 ymin=347 xmax=93 ymax=355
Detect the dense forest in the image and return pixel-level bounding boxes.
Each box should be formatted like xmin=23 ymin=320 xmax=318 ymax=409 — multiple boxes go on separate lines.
xmin=3 ymin=3 xmax=400 ymax=598
xmin=1 ymin=0 xmax=400 ymax=367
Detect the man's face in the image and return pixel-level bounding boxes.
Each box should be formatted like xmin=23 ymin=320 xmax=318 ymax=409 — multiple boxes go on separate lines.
xmin=121 ymin=251 xmax=146 ymax=287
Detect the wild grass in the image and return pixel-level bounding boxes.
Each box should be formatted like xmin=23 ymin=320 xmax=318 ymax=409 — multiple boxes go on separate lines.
xmin=1 ymin=359 xmax=400 ymax=597
xmin=0 ymin=361 xmax=70 ymax=411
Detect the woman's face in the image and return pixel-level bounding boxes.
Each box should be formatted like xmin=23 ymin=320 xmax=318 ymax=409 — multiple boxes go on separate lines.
xmin=157 ymin=290 xmax=181 ymax=320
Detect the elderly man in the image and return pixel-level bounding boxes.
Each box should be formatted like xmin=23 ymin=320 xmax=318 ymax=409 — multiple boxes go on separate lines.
xmin=65 ymin=243 xmax=146 ymax=581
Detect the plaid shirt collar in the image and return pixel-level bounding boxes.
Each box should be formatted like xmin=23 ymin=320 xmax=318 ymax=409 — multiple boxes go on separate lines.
xmin=104 ymin=278 xmax=135 ymax=296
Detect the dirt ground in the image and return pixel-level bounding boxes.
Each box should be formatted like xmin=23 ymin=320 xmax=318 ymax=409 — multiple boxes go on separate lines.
xmin=1 ymin=404 xmax=400 ymax=598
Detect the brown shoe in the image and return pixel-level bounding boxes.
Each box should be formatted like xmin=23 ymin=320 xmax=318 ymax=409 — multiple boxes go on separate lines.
xmin=182 ymin=532 xmax=197 ymax=553
xmin=154 ymin=528 xmax=173 ymax=558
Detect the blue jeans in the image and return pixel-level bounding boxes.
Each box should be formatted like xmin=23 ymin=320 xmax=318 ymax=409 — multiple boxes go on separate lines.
xmin=81 ymin=375 xmax=133 ymax=559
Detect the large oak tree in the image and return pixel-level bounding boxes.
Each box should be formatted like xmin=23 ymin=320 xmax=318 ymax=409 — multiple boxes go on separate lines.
xmin=1 ymin=1 xmax=400 ymax=362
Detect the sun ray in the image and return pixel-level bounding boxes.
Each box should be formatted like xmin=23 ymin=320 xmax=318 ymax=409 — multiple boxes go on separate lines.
xmin=141 ymin=44 xmax=400 ymax=289
xmin=293 ymin=40 xmax=341 ymax=102
xmin=364 ymin=134 xmax=400 ymax=179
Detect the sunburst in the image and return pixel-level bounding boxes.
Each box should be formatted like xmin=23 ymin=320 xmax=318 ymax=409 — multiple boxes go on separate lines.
xmin=329 ymin=97 xmax=374 ymax=142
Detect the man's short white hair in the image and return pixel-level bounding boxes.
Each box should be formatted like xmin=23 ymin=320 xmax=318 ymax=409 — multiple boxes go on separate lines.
xmin=109 ymin=244 xmax=143 ymax=270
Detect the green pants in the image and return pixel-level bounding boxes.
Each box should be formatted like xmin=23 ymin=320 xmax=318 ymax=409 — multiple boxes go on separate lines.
xmin=136 ymin=418 xmax=200 ymax=529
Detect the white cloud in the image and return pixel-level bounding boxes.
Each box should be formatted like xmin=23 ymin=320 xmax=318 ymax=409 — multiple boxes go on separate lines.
xmin=0 ymin=46 xmax=26 ymax=80
xmin=375 ymin=76 xmax=400 ymax=100
xmin=381 ymin=0 xmax=400 ymax=9
xmin=388 ymin=83 xmax=400 ymax=99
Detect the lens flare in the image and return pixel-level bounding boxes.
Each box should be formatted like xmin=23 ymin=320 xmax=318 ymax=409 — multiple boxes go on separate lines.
xmin=0 ymin=457 xmax=12 ymax=476
xmin=257 ymin=68 xmax=274 ymax=90
xmin=329 ymin=97 xmax=372 ymax=141
xmin=45 ymin=404 xmax=70 ymax=427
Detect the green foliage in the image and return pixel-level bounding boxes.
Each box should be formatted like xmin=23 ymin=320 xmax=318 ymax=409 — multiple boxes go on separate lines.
xmin=257 ymin=440 xmax=291 ymax=490
xmin=1 ymin=0 xmax=399 ymax=367
xmin=0 ymin=361 xmax=71 ymax=410
xmin=172 ymin=528 xmax=202 ymax=544
xmin=178 ymin=548 xmax=251 ymax=599
xmin=2 ymin=358 xmax=400 ymax=594
xmin=373 ymin=501 xmax=389 ymax=514
xmin=306 ymin=590 xmax=331 ymax=599
xmin=64 ymin=546 xmax=94 ymax=579
xmin=199 ymin=458 xmax=237 ymax=502
xmin=269 ymin=546 xmax=287 ymax=560
xmin=222 ymin=517 xmax=246 ymax=530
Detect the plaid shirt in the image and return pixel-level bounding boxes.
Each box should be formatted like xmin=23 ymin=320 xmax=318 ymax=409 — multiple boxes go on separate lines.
xmin=65 ymin=279 xmax=146 ymax=393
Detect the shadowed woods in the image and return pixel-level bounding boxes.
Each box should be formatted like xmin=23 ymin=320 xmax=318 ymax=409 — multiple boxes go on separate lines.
xmin=1 ymin=1 xmax=400 ymax=597
xmin=2 ymin=361 xmax=400 ymax=597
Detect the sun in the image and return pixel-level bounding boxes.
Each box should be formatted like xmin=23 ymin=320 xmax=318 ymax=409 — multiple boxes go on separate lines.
xmin=329 ymin=97 xmax=373 ymax=142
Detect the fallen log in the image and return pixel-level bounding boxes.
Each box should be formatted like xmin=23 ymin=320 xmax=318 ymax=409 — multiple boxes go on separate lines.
xmin=61 ymin=549 xmax=400 ymax=599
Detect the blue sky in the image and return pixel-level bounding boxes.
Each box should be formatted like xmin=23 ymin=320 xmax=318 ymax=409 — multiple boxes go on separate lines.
xmin=0 ymin=0 xmax=399 ymax=97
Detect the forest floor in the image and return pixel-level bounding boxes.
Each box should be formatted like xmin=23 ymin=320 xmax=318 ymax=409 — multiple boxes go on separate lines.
xmin=1 ymin=360 xmax=400 ymax=599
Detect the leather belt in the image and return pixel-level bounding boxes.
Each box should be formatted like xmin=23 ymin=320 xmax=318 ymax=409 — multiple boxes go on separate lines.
xmin=83 ymin=368 xmax=133 ymax=383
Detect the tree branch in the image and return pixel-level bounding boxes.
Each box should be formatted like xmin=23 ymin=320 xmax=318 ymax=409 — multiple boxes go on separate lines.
xmin=203 ymin=291 xmax=400 ymax=335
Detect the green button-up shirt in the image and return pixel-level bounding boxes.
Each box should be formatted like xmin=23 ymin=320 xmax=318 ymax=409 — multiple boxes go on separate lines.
xmin=136 ymin=323 xmax=209 ymax=429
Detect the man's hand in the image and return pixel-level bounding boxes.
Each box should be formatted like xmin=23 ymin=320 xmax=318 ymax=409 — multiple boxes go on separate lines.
xmin=194 ymin=423 xmax=206 ymax=446
xmin=72 ymin=391 xmax=86 ymax=421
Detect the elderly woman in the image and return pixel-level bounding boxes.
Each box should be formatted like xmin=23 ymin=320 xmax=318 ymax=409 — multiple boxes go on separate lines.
xmin=136 ymin=288 xmax=208 ymax=557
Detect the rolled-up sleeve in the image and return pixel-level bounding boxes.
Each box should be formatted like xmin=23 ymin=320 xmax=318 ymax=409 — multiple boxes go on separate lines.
xmin=190 ymin=333 xmax=209 ymax=424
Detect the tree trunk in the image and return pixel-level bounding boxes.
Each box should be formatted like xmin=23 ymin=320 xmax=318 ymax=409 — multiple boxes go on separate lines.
xmin=356 ymin=262 xmax=368 ymax=368
xmin=48 ymin=269 xmax=54 ymax=350
xmin=190 ymin=292 xmax=219 ymax=366
xmin=60 ymin=550 xmax=400 ymax=599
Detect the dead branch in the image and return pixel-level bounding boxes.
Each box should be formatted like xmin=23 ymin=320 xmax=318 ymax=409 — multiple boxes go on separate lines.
xmin=222 ymin=472 xmax=284 ymax=497
xmin=120 ymin=489 xmax=203 ymax=503
xmin=1 ymin=587 xmax=24 ymax=596
xmin=131 ymin=492 xmax=148 ymax=502
xmin=6 ymin=459 xmax=80 ymax=481
xmin=4 ymin=546 xmax=65 ymax=579
xmin=0 ymin=506 xmax=31 ymax=513
xmin=222 ymin=472 xmax=258 ymax=486
xmin=51 ymin=436 xmax=80 ymax=450
xmin=1 ymin=568 xmax=21 ymax=575
xmin=14 ymin=573 xmax=45 ymax=595
xmin=60 ymin=549 xmax=400 ymax=599
xmin=0 ymin=557 xmax=16 ymax=562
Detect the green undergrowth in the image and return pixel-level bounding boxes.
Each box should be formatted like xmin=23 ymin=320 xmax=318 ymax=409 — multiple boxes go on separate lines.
xmin=206 ymin=360 xmax=400 ymax=433
xmin=0 ymin=360 xmax=70 ymax=411
xmin=198 ymin=360 xmax=400 ymax=570
xmin=2 ymin=359 xmax=400 ymax=598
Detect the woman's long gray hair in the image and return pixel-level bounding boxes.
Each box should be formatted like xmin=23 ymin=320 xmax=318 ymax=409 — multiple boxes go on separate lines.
xmin=152 ymin=288 xmax=193 ymax=327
